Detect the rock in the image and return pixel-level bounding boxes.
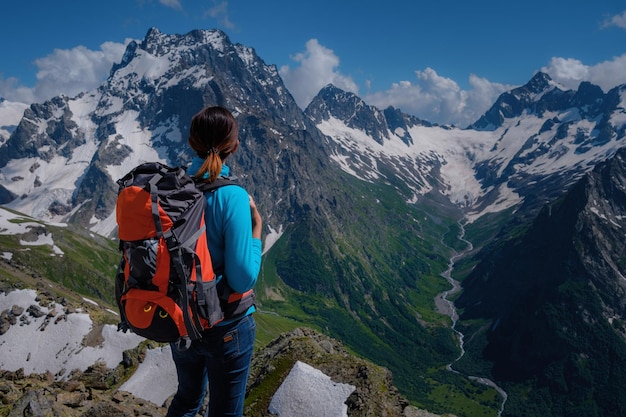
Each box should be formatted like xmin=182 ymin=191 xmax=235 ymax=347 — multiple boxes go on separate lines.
xmin=0 ymin=320 xmax=9 ymax=335
xmin=56 ymin=390 xmax=86 ymax=407
xmin=0 ymin=368 xmax=165 ymax=417
xmin=245 ymin=327 xmax=450 ymax=417
xmin=80 ymin=403 xmax=128 ymax=417
xmin=10 ymin=305 xmax=24 ymax=316
xmin=27 ymin=304 xmax=45 ymax=318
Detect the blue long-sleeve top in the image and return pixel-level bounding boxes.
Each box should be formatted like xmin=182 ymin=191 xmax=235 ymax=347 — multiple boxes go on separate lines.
xmin=187 ymin=157 xmax=262 ymax=303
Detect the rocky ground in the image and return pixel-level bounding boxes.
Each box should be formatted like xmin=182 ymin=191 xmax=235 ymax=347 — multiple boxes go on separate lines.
xmin=0 ymin=355 xmax=165 ymax=416
xmin=245 ymin=327 xmax=454 ymax=417
xmin=0 ymin=280 xmax=453 ymax=416
xmin=0 ymin=327 xmax=456 ymax=417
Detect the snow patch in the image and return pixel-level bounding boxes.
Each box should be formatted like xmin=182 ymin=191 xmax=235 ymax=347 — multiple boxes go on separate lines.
xmin=0 ymin=289 xmax=144 ymax=380
xmin=0 ymin=207 xmax=65 ymax=255
xmin=119 ymin=346 xmax=177 ymax=406
xmin=0 ymin=287 xmax=355 ymax=414
xmin=269 ymin=361 xmax=355 ymax=417
xmin=19 ymin=229 xmax=64 ymax=256
xmin=263 ymin=224 xmax=284 ymax=254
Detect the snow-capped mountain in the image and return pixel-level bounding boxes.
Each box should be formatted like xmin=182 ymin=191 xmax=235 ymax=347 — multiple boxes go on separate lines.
xmin=0 ymin=27 xmax=326 ymax=242
xmin=306 ymin=84 xmax=495 ymax=212
xmin=305 ymin=74 xmax=626 ymax=223
xmin=0 ymin=27 xmax=624 ymax=235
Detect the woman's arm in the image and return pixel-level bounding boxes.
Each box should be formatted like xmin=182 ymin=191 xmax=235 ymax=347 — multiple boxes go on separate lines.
xmin=249 ymin=194 xmax=262 ymax=240
xmin=222 ymin=187 xmax=262 ymax=293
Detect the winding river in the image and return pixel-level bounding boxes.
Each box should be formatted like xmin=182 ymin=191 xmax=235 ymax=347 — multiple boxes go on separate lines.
xmin=434 ymin=221 xmax=508 ymax=417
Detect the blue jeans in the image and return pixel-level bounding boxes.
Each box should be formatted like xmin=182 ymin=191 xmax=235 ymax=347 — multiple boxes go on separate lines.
xmin=165 ymin=315 xmax=256 ymax=417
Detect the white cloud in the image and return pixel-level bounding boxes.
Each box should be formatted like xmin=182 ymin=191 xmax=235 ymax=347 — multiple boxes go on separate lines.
xmin=465 ymin=74 xmax=514 ymax=122
xmin=364 ymin=53 xmax=626 ymax=127
xmin=602 ymin=11 xmax=626 ymax=30
xmin=541 ymin=57 xmax=589 ymax=87
xmin=3 ymin=31 xmax=624 ymax=131
xmin=279 ymin=39 xmax=359 ymax=110
xmin=0 ymin=40 xmax=130 ymax=104
xmin=541 ymin=54 xmax=626 ymax=92
xmin=279 ymin=40 xmax=511 ymax=127
xmin=364 ymin=68 xmax=511 ymax=127
xmin=159 ymin=0 xmax=182 ymax=10
xmin=206 ymin=1 xmax=235 ymax=29
xmin=0 ymin=77 xmax=36 ymax=104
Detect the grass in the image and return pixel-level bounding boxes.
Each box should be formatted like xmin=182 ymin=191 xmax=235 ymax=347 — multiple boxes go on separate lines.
xmin=253 ymin=310 xmax=309 ymax=348
xmin=424 ymin=370 xmax=501 ymax=417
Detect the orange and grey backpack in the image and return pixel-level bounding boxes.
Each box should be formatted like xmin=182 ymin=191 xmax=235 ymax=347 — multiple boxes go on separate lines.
xmin=114 ymin=162 xmax=233 ymax=348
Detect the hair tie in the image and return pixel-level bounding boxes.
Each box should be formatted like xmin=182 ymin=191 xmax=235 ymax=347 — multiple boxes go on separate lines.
xmin=197 ymin=147 xmax=220 ymax=159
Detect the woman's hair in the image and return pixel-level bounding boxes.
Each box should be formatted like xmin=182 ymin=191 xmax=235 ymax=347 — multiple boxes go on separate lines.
xmin=188 ymin=106 xmax=239 ymax=182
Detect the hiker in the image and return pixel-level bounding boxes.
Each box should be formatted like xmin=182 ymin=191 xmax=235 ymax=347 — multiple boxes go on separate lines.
xmin=165 ymin=106 xmax=263 ymax=417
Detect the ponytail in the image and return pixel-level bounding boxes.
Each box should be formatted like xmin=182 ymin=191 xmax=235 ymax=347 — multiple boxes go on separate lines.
xmin=193 ymin=151 xmax=222 ymax=182
xmin=188 ymin=106 xmax=239 ymax=182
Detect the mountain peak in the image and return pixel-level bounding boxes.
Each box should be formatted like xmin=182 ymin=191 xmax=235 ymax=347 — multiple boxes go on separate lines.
xmin=470 ymin=71 xmax=566 ymax=130
xmin=305 ymin=84 xmax=392 ymax=144
xmin=305 ymin=84 xmax=363 ymax=117
xmin=525 ymin=71 xmax=553 ymax=94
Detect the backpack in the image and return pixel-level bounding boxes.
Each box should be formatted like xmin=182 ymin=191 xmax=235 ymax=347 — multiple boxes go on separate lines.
xmin=114 ymin=162 xmax=233 ymax=348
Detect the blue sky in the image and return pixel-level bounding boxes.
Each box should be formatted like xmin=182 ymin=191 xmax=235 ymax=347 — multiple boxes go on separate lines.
xmin=1 ymin=0 xmax=625 ymax=126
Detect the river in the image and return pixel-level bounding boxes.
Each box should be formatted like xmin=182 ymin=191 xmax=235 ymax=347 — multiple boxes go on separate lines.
xmin=434 ymin=220 xmax=508 ymax=417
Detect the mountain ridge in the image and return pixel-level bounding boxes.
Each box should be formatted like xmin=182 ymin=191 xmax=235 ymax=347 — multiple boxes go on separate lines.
xmin=1 ymin=48 xmax=625 ymax=233
xmin=454 ymin=147 xmax=626 ymax=416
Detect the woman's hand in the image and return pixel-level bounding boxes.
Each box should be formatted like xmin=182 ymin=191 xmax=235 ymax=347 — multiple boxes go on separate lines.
xmin=249 ymin=195 xmax=262 ymax=239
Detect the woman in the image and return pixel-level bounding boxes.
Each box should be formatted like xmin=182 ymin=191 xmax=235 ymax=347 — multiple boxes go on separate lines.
xmin=166 ymin=106 xmax=263 ymax=417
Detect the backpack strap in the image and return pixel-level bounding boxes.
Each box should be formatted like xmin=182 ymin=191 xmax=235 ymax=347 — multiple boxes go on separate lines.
xmin=167 ymin=235 xmax=204 ymax=342
xmin=195 ymin=176 xmax=237 ymax=193
xmin=114 ymin=258 xmax=131 ymax=333
xmin=145 ymin=173 xmax=165 ymax=238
